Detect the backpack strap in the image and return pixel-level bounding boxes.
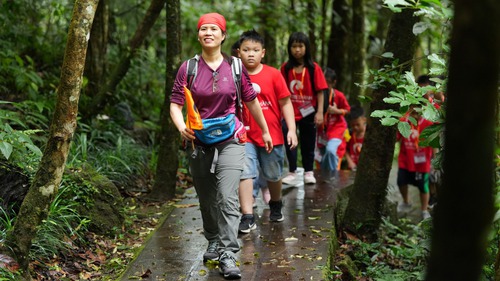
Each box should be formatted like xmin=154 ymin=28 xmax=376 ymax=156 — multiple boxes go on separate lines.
xmin=231 ymin=56 xmax=243 ymax=121
xmin=186 ymin=54 xmax=200 ymax=89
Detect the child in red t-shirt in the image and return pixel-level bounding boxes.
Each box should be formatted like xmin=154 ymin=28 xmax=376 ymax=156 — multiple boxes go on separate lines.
xmin=316 ymin=68 xmax=350 ymax=180
xmin=345 ymin=106 xmax=366 ymax=171
xmin=397 ymin=106 xmax=434 ymax=220
xmin=237 ymin=30 xmax=298 ymax=233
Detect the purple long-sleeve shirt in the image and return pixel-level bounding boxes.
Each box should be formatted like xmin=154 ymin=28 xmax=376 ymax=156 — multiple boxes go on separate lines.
xmin=170 ymin=56 xmax=257 ymax=119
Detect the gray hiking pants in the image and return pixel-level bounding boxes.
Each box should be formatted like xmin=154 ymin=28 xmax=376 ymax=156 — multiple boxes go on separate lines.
xmin=189 ymin=140 xmax=244 ymax=256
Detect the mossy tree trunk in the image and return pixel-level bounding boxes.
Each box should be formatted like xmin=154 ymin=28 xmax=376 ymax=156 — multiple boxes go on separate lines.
xmin=0 ymin=0 xmax=99 ymax=273
xmin=148 ymin=0 xmax=179 ymax=202
xmin=425 ymin=0 xmax=500 ymax=280
xmin=341 ymin=9 xmax=418 ymax=240
xmin=84 ymin=0 xmax=167 ymax=119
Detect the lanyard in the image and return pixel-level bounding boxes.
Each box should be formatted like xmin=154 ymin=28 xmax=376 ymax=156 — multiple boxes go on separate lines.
xmin=292 ymin=68 xmax=306 ymax=97
xmin=410 ymin=118 xmax=422 ymax=150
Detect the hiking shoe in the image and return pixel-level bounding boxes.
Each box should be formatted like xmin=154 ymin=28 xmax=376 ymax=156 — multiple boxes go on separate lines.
xmin=282 ymin=172 xmax=297 ymax=185
xmin=203 ymin=241 xmax=219 ymax=262
xmin=397 ymin=202 xmax=413 ymax=214
xmin=238 ymin=214 xmax=256 ymax=233
xmin=422 ymin=210 xmax=431 ymax=220
xmin=269 ymin=200 xmax=284 ymax=222
xmin=304 ymin=171 xmax=316 ymax=184
xmin=219 ymin=252 xmax=241 ymax=279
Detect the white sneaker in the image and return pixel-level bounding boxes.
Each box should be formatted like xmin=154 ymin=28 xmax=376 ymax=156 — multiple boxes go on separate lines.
xmin=304 ymin=171 xmax=316 ymax=184
xmin=397 ymin=202 xmax=412 ymax=213
xmin=422 ymin=210 xmax=431 ymax=220
xmin=282 ymin=172 xmax=297 ymax=185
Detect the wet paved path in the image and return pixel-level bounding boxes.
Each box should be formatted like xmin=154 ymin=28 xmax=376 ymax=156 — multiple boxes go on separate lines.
xmin=120 ymin=169 xmax=355 ymax=281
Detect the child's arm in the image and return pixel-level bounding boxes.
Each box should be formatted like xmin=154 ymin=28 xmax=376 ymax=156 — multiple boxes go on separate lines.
xmin=314 ymin=90 xmax=324 ymax=127
xmin=279 ymin=96 xmax=298 ymax=149
xmin=345 ymin=152 xmax=357 ymax=170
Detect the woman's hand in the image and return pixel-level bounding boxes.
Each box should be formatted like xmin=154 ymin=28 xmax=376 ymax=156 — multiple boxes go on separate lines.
xmin=181 ymin=127 xmax=196 ymax=141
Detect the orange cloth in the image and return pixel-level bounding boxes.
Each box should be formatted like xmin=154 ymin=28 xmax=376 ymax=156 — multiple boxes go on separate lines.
xmin=184 ymin=86 xmax=203 ymax=130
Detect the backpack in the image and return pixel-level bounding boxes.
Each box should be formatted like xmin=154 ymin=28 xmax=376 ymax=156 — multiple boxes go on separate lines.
xmin=186 ymin=54 xmax=243 ymax=121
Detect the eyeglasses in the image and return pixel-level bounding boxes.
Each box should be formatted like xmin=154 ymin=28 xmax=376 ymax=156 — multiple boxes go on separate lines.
xmin=212 ymin=71 xmax=219 ymax=93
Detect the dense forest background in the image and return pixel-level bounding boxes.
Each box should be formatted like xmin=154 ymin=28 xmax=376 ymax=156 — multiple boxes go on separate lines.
xmin=0 ymin=0 xmax=498 ymax=280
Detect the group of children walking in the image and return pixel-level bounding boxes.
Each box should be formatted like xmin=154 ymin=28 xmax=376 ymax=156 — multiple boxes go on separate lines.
xmin=169 ymin=12 xmax=438 ymax=280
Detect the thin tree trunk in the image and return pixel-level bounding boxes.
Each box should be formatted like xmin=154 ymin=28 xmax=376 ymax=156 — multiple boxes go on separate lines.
xmin=85 ymin=0 xmax=166 ymax=118
xmin=349 ymin=0 xmax=366 ymax=106
xmin=307 ymin=0 xmax=317 ymax=59
xmin=426 ymin=0 xmax=500 ymax=280
xmin=260 ymin=0 xmax=278 ymax=67
xmin=327 ymin=0 xmax=351 ymax=93
xmin=319 ymin=0 xmax=329 ymax=67
xmin=341 ymin=9 xmax=419 ymax=240
xmin=83 ymin=0 xmax=108 ymax=101
xmin=0 ymin=0 xmax=99 ymax=273
xmin=147 ymin=0 xmax=178 ymax=202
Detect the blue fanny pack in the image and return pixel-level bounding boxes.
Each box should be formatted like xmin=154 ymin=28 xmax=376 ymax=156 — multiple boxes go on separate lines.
xmin=194 ymin=114 xmax=236 ymax=145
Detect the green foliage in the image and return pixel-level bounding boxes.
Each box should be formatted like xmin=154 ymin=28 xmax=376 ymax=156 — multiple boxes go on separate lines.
xmin=346 ymin=218 xmax=431 ymax=281
xmin=483 ymin=162 xmax=500 ymax=280
xmin=369 ymin=67 xmax=444 ymax=138
xmin=0 ymin=123 xmax=43 ymax=175
xmin=0 ymin=268 xmax=23 ymax=280
xmin=30 ymin=182 xmax=91 ymax=261
xmin=68 ymin=120 xmax=152 ymax=190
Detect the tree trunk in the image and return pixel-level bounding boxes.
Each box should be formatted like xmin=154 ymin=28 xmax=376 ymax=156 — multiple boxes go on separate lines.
xmin=0 ymin=0 xmax=99 ymax=273
xmin=425 ymin=0 xmax=500 ymax=280
xmin=307 ymin=0 xmax=317 ymax=60
xmin=341 ymin=9 xmax=419 ymax=240
xmin=366 ymin=6 xmax=391 ymax=71
xmin=327 ymin=0 xmax=351 ymax=93
xmin=85 ymin=0 xmax=167 ymax=119
xmin=147 ymin=0 xmax=179 ymax=202
xmin=348 ymin=0 xmax=366 ymax=106
xmin=260 ymin=0 xmax=278 ymax=67
xmin=83 ymin=0 xmax=108 ymax=101
xmin=319 ymin=0 xmax=329 ymax=67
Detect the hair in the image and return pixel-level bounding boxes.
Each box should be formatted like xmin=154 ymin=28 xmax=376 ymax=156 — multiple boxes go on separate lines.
xmin=416 ymin=74 xmax=432 ymax=86
xmin=285 ymin=32 xmax=314 ymax=71
xmin=283 ymin=32 xmax=316 ymax=91
xmin=231 ymin=40 xmax=240 ymax=57
xmin=349 ymin=105 xmax=365 ymax=120
xmin=323 ymin=67 xmax=337 ymax=84
xmin=238 ymin=29 xmax=265 ymax=47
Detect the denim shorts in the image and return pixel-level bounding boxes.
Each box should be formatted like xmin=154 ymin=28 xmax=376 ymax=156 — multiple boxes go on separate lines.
xmin=241 ymin=143 xmax=285 ymax=182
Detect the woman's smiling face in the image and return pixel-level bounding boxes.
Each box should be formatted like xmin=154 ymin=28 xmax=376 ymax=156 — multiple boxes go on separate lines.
xmin=198 ymin=24 xmax=226 ymax=48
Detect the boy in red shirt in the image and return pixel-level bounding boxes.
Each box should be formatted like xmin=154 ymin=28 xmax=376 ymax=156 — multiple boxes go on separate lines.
xmin=345 ymin=106 xmax=366 ymax=171
xmin=397 ymin=106 xmax=434 ymax=220
xmin=237 ymin=30 xmax=298 ymax=233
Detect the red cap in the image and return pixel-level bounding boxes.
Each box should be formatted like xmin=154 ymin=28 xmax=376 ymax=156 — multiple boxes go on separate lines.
xmin=197 ymin=13 xmax=226 ymax=32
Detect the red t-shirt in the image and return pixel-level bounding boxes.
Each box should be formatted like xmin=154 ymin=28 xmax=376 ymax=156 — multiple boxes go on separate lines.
xmin=324 ymin=89 xmax=350 ymax=140
xmin=244 ymin=65 xmax=290 ymax=147
xmin=397 ymin=117 xmax=434 ymax=173
xmin=347 ymin=135 xmax=364 ymax=165
xmin=280 ymin=62 xmax=328 ymax=121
